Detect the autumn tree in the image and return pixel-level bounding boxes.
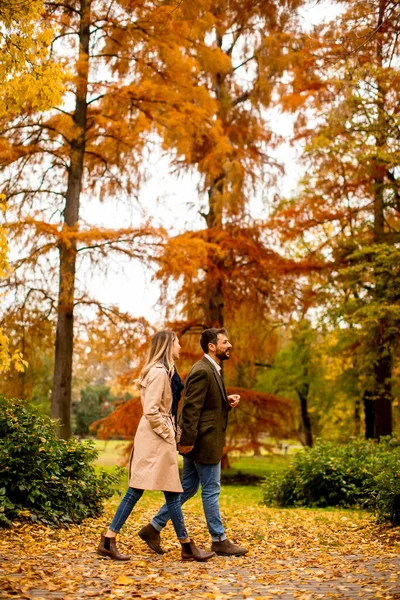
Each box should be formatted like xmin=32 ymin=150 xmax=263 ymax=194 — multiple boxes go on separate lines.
xmin=272 ymin=0 xmax=400 ymax=437
xmin=155 ymin=0 xmax=311 ymax=335
xmin=0 ymin=0 xmax=214 ymax=437
xmin=257 ymin=320 xmax=367 ymax=444
xmin=224 ymin=386 xmax=294 ymax=456
xmin=0 ymin=0 xmax=64 ymax=374
xmin=0 ymin=0 xmax=64 ymax=119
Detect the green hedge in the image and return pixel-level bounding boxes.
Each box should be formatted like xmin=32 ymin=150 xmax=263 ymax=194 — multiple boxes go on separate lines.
xmin=0 ymin=396 xmax=122 ymax=527
xmin=261 ymin=437 xmax=400 ymax=526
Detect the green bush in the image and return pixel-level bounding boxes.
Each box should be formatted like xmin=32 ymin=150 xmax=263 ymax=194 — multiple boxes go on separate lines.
xmin=0 ymin=396 xmax=122 ymax=527
xmin=72 ymin=385 xmax=115 ymax=437
xmin=261 ymin=437 xmax=400 ymax=525
xmin=365 ymin=436 xmax=400 ymax=525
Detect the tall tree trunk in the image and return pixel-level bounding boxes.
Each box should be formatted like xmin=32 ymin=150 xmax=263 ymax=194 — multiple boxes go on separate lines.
xmin=373 ymin=344 xmax=393 ymax=437
xmin=354 ymin=396 xmax=361 ymax=437
xmin=202 ymin=31 xmax=227 ymax=330
xmin=51 ymin=0 xmax=90 ymax=438
xmin=296 ymin=381 xmax=313 ymax=447
xmin=204 ymin=179 xmax=225 ymax=328
xmin=363 ymin=390 xmax=375 ymax=439
xmin=369 ymin=0 xmax=393 ymax=438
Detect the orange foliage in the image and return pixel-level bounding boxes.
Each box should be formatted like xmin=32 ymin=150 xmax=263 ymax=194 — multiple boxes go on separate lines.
xmin=225 ymin=386 xmax=295 ymax=454
xmin=92 ymin=395 xmax=142 ymax=443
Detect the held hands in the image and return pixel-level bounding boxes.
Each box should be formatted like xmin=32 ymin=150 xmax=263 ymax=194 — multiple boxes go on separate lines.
xmin=178 ymin=444 xmax=194 ymax=454
xmin=228 ymin=394 xmax=240 ymax=408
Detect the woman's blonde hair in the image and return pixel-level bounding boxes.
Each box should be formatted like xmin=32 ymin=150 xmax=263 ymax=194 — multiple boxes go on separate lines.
xmin=137 ymin=330 xmax=176 ymax=386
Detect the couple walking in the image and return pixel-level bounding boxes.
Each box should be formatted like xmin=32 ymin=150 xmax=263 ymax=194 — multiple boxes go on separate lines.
xmin=97 ymin=328 xmax=248 ymax=562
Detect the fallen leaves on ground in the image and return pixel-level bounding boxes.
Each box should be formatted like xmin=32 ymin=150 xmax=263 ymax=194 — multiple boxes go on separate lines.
xmin=0 ymin=488 xmax=399 ymax=600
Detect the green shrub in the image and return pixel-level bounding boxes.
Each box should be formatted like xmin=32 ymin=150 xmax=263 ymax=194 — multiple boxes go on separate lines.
xmin=72 ymin=385 xmax=115 ymax=437
xmin=364 ymin=436 xmax=400 ymax=525
xmin=261 ymin=437 xmax=400 ymax=525
xmin=0 ymin=396 xmax=122 ymax=527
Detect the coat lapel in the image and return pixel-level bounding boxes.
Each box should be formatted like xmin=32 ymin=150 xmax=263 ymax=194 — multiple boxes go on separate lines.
xmin=201 ymin=357 xmax=228 ymax=404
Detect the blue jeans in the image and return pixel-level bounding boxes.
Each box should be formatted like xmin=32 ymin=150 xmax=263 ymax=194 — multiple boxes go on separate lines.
xmin=151 ymin=456 xmax=226 ymax=542
xmin=109 ymin=487 xmax=188 ymax=540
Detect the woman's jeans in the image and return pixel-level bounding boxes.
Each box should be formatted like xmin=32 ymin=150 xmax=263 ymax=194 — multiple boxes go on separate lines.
xmin=151 ymin=455 xmax=226 ymax=542
xmin=109 ymin=487 xmax=188 ymax=540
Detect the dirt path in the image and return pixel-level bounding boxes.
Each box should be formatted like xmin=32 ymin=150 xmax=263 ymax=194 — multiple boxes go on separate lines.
xmin=1 ymin=497 xmax=399 ymax=599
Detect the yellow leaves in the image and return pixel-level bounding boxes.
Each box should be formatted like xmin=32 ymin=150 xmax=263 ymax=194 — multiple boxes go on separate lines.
xmin=0 ymin=200 xmax=27 ymax=373
xmin=0 ymin=330 xmax=28 ymax=373
xmin=0 ymin=0 xmax=65 ymax=119
xmin=0 ymin=226 xmax=10 ymax=279
xmin=116 ymin=575 xmax=135 ymax=586
xmin=3 ymin=486 xmax=399 ymax=600
xmin=10 ymin=350 xmax=29 ymax=372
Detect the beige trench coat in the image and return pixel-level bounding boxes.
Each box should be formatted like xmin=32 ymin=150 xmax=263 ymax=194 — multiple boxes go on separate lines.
xmin=129 ymin=364 xmax=183 ymax=493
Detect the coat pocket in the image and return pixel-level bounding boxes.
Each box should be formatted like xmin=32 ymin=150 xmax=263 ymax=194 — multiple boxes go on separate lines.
xmin=198 ymin=417 xmax=215 ymax=436
xmin=153 ymin=419 xmax=176 ymax=445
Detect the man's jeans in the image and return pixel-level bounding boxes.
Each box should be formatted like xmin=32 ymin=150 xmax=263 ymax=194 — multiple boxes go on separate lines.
xmin=150 ymin=455 xmax=227 ymax=542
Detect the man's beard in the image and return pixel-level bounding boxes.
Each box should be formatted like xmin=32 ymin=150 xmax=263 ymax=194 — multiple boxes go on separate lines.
xmin=216 ymin=349 xmax=230 ymax=361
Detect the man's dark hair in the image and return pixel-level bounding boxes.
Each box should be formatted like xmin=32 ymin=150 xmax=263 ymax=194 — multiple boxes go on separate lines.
xmin=200 ymin=328 xmax=228 ymax=354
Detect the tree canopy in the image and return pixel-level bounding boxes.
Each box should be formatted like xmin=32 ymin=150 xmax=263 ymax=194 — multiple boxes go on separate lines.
xmin=0 ymin=0 xmax=399 ymax=442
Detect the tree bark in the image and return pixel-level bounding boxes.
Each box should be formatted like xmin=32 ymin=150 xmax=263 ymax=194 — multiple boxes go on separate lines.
xmin=296 ymin=382 xmax=313 ymax=448
xmin=363 ymin=390 xmax=375 ymax=439
xmin=51 ymin=0 xmax=90 ymax=438
xmin=354 ymin=396 xmax=361 ymax=437
xmin=368 ymin=0 xmax=393 ymax=438
xmin=373 ymin=348 xmax=393 ymax=437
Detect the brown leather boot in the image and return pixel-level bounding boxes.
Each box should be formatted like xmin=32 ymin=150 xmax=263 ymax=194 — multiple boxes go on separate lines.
xmin=181 ymin=540 xmax=215 ymax=562
xmin=211 ymin=538 xmax=248 ymax=556
xmin=97 ymin=534 xmax=130 ymax=561
xmin=138 ymin=523 xmax=166 ymax=555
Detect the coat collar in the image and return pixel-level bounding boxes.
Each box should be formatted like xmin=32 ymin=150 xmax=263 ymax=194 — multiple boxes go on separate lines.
xmin=200 ymin=356 xmax=227 ymax=403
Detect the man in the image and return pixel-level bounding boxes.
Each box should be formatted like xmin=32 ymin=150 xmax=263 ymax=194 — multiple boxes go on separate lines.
xmin=138 ymin=328 xmax=248 ymax=557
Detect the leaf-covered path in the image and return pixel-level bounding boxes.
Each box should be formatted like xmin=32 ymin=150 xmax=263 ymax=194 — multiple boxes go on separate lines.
xmin=1 ymin=489 xmax=399 ymax=600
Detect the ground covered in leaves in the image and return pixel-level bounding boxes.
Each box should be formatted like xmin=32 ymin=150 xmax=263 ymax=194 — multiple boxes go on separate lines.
xmin=1 ymin=487 xmax=399 ymax=600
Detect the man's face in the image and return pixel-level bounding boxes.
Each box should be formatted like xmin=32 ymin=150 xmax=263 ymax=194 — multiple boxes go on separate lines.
xmin=213 ymin=333 xmax=232 ymax=361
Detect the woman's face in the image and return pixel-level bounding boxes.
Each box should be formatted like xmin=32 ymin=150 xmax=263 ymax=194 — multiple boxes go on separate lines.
xmin=172 ymin=336 xmax=181 ymax=360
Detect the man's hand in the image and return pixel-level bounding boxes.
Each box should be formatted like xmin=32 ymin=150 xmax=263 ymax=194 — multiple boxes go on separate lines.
xmin=178 ymin=444 xmax=194 ymax=454
xmin=228 ymin=394 xmax=240 ymax=408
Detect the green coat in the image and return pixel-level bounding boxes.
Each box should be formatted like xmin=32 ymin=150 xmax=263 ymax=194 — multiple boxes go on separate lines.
xmin=179 ymin=357 xmax=231 ymax=464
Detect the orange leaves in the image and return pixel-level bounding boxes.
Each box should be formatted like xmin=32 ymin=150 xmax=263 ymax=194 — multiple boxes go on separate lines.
xmin=157 ymin=231 xmax=215 ymax=282
xmin=5 ymin=219 xmax=163 ymax=262
xmin=225 ymin=386 xmax=295 ymax=452
xmin=197 ymin=45 xmax=233 ymax=77
xmin=157 ymin=223 xmax=305 ymax=329
xmin=92 ymin=396 xmax=142 ymax=442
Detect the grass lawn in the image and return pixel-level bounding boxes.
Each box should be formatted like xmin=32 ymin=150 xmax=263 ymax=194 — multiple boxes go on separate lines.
xmin=226 ymin=453 xmax=291 ymax=477
xmin=92 ymin=438 xmax=293 ymax=476
xmin=91 ymin=438 xmax=293 ymax=497
xmin=91 ymin=439 xmax=130 ymax=467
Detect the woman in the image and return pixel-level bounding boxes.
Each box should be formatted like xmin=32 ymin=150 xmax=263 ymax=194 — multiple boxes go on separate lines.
xmin=97 ymin=330 xmax=215 ymax=562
